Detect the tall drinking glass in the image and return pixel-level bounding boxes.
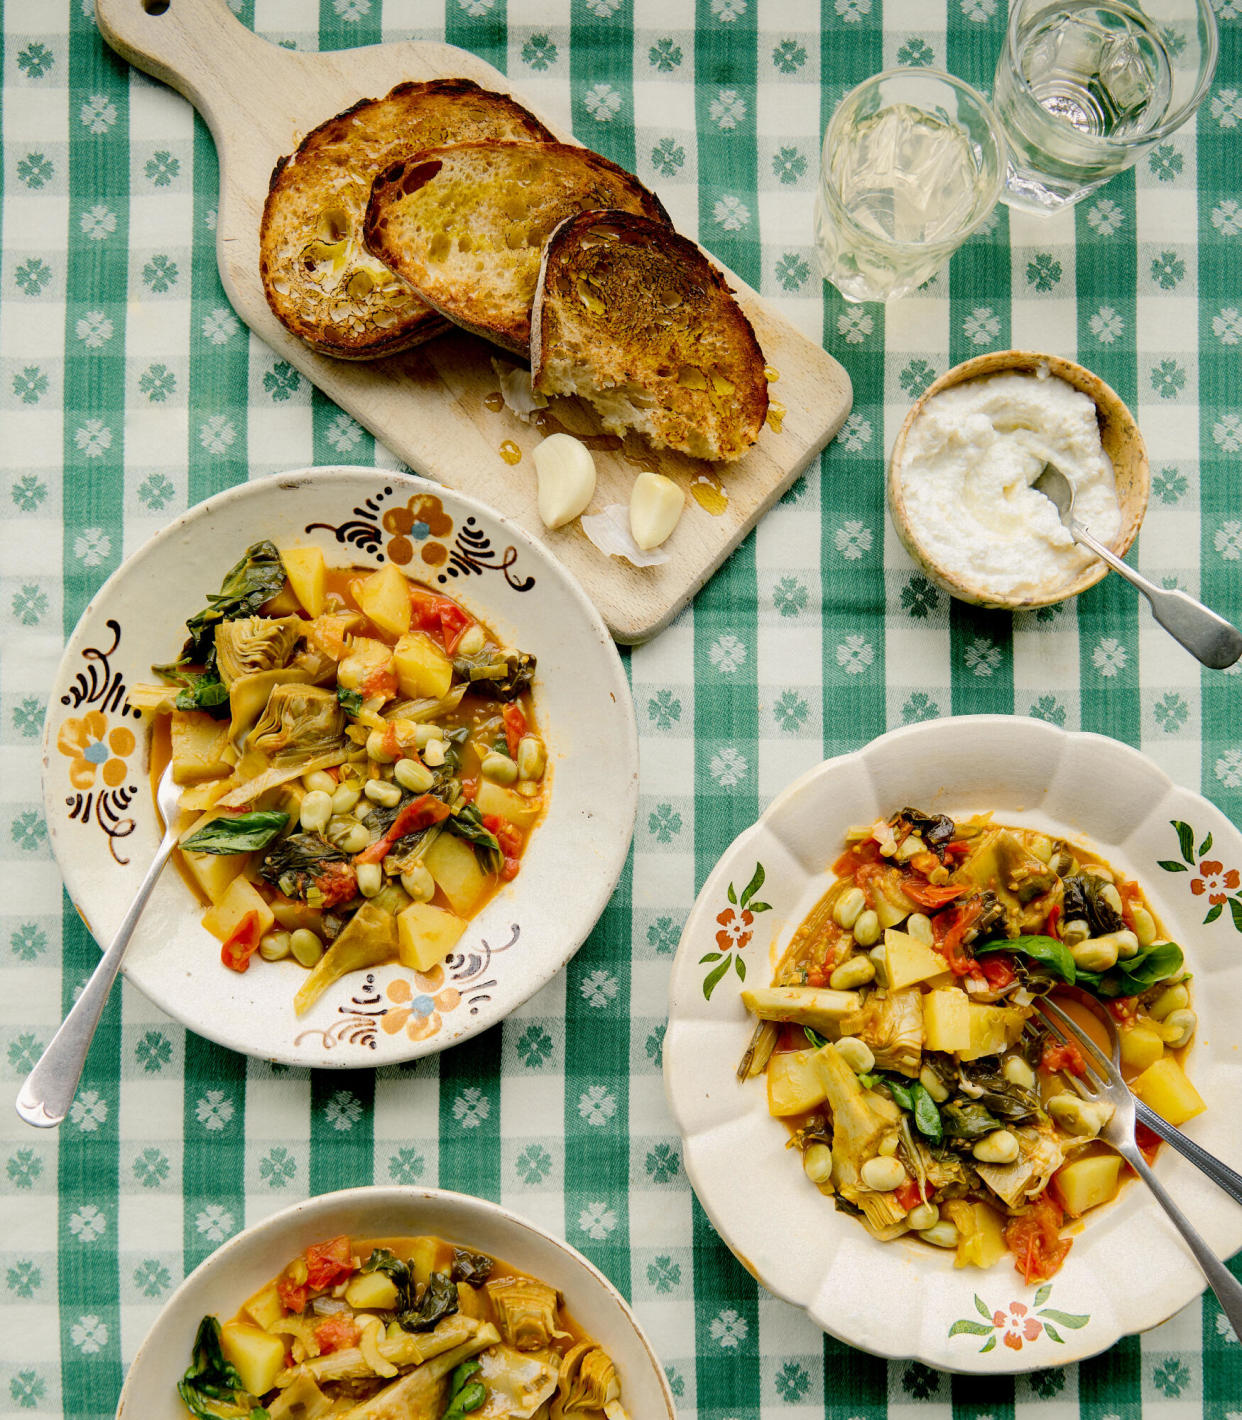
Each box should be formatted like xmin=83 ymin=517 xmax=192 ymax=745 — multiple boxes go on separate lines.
xmin=814 ymin=69 xmax=1007 ymax=305
xmin=994 ymin=0 xmax=1218 ymax=212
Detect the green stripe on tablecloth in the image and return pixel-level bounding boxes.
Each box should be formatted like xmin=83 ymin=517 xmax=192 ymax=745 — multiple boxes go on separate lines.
xmin=313 ymin=384 xmax=375 ymax=469
xmin=182 ymin=1037 xmax=246 ymax=1271
xmin=1075 ymin=171 xmax=1136 ymax=406
xmin=571 ymin=0 xmax=634 ymax=171
xmin=952 ymin=1372 xmax=1015 ymax=1416
xmin=821 ymin=1337 xmax=885 ymax=1417
xmin=1198 ymin=24 xmax=1242 ymax=830
xmin=318 ymin=0 xmax=381 ymax=48
xmin=691 ymin=1193 xmax=759 ymax=1420
xmin=563 ymin=853 xmax=633 ymax=1283
xmin=437 ymin=1031 xmax=501 ymax=1199
xmin=446 ymin=0 xmax=507 ymax=76
xmin=58 ymin=905 xmax=122 ymax=1419
xmin=947 ymin=10 xmax=1011 ymax=372
xmin=1076 ymin=573 xmax=1140 ymax=741
xmin=189 ymin=117 xmax=247 ymax=506
xmin=1079 ymin=1337 xmax=1142 ymax=1419
xmin=695 ymin=0 xmax=756 ymax=283
xmin=950 ymin=604 xmax=1014 ymax=714
xmin=310 ymin=1070 xmax=375 ymax=1194
xmin=62 ymin=17 xmax=128 ymax=628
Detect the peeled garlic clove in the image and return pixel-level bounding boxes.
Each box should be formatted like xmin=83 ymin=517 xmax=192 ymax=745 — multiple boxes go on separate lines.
xmin=629 ymin=471 xmax=684 ymax=550
xmin=533 ymin=432 xmax=596 ymax=529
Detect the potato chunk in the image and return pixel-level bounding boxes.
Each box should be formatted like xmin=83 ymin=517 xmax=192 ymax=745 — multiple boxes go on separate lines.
xmin=356 ymin=564 xmax=412 ymax=639
xmin=393 ymin=631 xmax=452 ymax=700
xmin=201 ymin=875 xmax=274 ymax=942
xmin=398 ymin=902 xmax=467 ymax=972
xmin=766 ymin=1049 xmax=828 ymax=1116
xmin=922 ymin=988 xmax=971 ymax=1052
xmin=424 ymin=834 xmax=490 ymax=917
xmin=1130 ymin=1056 xmax=1205 ymax=1126
xmin=1052 ymin=1153 xmax=1123 ymax=1217
xmin=282 ymin=546 xmax=327 ymax=617
xmin=882 ymin=928 xmax=947 ymax=991
xmin=220 ymin=1321 xmax=286 ymax=1398
xmin=170 ymin=711 xmax=231 ymax=785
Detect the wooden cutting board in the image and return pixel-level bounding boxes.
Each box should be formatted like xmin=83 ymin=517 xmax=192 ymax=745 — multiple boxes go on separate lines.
xmin=97 ymin=0 xmax=852 ymax=643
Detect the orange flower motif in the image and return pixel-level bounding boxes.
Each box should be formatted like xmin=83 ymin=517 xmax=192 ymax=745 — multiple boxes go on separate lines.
xmin=1190 ymin=859 xmax=1241 ymax=906
xmin=380 ymin=968 xmax=463 ymax=1041
xmin=991 ymin=1301 xmax=1042 ymax=1351
xmin=57 ymin=711 xmax=135 ymax=791
xmin=715 ymin=906 xmax=754 ymax=952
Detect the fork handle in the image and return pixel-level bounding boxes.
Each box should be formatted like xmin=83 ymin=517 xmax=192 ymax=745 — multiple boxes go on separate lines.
xmin=1135 ymin=1101 xmax=1242 ymax=1207
xmin=1128 ymin=1147 xmax=1242 ymax=1340
xmin=15 ymin=826 xmax=178 ymax=1129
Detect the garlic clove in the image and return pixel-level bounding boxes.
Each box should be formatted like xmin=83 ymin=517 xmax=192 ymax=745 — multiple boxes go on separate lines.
xmin=532 ymin=432 xmax=596 ymax=529
xmin=629 ymin=471 xmax=684 ymax=550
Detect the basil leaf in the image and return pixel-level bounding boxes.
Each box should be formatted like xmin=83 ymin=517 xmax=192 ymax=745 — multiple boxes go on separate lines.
xmin=400 ymin=1271 xmax=459 ymax=1333
xmin=975 ymin=933 xmax=1076 ymax=985
xmin=910 ymin=1081 xmax=943 ymax=1142
xmin=885 ymin=1077 xmax=915 ymax=1111
xmin=182 ymin=541 xmax=287 ymax=665
xmin=803 ymin=1026 xmax=829 ymax=1050
xmin=172 ymin=671 xmax=230 ymax=715
xmin=448 ymin=803 xmax=502 ymax=873
xmin=1078 ymin=939 xmax=1185 ymax=997
xmin=181 ymin=811 xmax=289 ymax=856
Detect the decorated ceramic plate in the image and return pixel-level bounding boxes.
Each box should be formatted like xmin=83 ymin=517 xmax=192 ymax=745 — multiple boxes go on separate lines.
xmin=114 ymin=1184 xmax=677 ymax=1419
xmin=664 ymin=716 xmax=1242 ymax=1372
xmin=43 ymin=467 xmax=637 ymax=1068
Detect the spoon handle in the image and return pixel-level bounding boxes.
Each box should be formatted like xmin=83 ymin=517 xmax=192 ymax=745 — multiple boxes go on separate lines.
xmin=1071 ymin=521 xmax=1242 ymax=670
xmin=15 ymin=825 xmax=179 ymax=1128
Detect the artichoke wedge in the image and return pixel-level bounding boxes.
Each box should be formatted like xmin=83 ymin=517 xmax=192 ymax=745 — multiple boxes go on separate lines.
xmin=294 ymin=903 xmax=398 ymax=1016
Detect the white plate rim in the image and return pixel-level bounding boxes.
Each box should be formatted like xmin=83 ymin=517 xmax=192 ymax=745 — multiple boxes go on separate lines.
xmin=113 ymin=1184 xmax=677 ymax=1420
xmin=663 ymin=714 xmax=1242 ymax=1373
xmin=42 ymin=466 xmax=638 ymax=1068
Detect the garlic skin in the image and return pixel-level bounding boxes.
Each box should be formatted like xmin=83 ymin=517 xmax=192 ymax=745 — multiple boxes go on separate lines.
xmin=532 ymin=433 xmax=596 ymax=529
xmin=629 ymin=471 xmax=684 ymax=550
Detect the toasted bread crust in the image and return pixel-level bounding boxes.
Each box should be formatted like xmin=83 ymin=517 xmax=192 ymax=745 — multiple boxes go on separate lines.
xmin=362 ymin=141 xmax=671 ymax=357
xmin=530 ymin=210 xmax=768 ymax=463
xmin=259 ymin=79 xmax=553 ymax=360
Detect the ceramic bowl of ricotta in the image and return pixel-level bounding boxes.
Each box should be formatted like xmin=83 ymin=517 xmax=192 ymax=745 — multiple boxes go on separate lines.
xmin=887 ymin=351 xmax=1149 ymax=610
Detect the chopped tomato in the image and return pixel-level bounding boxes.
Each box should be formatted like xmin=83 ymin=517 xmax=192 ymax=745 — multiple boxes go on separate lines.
xmin=943 ymin=840 xmax=972 ymax=861
xmin=1135 ymin=1121 xmax=1161 ymax=1163
xmin=979 ymin=955 xmax=1016 ymax=990
xmin=409 ymin=588 xmax=473 ymax=655
xmin=932 ymin=898 xmax=985 ymax=977
xmin=1044 ymin=903 xmax=1062 ymax=940
xmin=362 ymin=665 xmax=399 ymax=700
xmin=1040 ymin=1039 xmax=1086 ymax=1078
xmin=805 ymin=965 xmax=829 ymax=988
xmin=1107 ymin=996 xmax=1139 ymax=1026
xmin=501 ymin=856 xmax=520 ymax=881
xmin=482 ymin=814 xmax=523 ymax=858
xmin=1118 ymin=879 xmax=1144 ymax=933
xmin=314 ymin=1314 xmax=361 ymax=1354
xmin=901 ymin=879 xmax=969 ymax=909
xmin=502 ymin=703 xmax=528 ymax=759
xmin=831 ymin=838 xmax=882 ymax=878
xmin=354 ymin=794 xmax=451 ymax=865
xmin=220 ymin=911 xmax=263 ymax=973
xmin=895 ymin=1179 xmax=929 ymax=1211
xmin=314 ymin=860 xmax=357 ymax=910
xmin=304 ymin=1235 xmax=356 ymax=1291
xmin=1004 ymin=1193 xmax=1071 ymax=1284
xmin=459 ymin=777 xmax=478 ymax=804
xmin=379 ymin=723 xmax=403 ymax=761
xmin=276 ymin=1276 xmax=308 ymax=1313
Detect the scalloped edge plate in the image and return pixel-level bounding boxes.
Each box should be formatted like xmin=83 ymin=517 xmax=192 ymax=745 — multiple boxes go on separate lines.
xmin=114 ymin=1186 xmax=676 ymax=1419
xmin=43 ymin=468 xmax=637 ymax=1068
xmin=664 ymin=716 xmax=1242 ymax=1372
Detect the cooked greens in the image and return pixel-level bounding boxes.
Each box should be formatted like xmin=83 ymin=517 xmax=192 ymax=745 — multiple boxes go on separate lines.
xmin=181 ymin=811 xmax=290 ymax=856
xmin=177 ymin=1317 xmax=268 ymax=1420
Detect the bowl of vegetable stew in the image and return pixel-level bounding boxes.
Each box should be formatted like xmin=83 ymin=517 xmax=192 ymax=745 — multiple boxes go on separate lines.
xmin=115 ymin=1185 xmax=676 ymax=1419
xmin=43 ymin=468 xmax=637 ymax=1068
xmin=664 ymin=716 xmax=1242 ymax=1372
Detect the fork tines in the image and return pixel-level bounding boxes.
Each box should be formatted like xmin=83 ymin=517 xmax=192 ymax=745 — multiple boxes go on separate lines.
xmin=1035 ymin=997 xmax=1117 ymax=1090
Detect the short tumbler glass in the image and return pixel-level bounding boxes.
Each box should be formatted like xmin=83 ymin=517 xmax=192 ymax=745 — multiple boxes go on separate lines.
xmin=994 ymin=0 xmax=1218 ymax=212
xmin=813 ymin=69 xmax=1007 ymax=305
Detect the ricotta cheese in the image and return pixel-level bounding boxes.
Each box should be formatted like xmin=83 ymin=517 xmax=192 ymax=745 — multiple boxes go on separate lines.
xmin=894 ymin=370 xmax=1122 ymax=599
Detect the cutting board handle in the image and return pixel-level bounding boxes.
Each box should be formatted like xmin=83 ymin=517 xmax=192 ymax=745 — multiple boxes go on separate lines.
xmin=95 ymin=0 xmax=282 ymax=132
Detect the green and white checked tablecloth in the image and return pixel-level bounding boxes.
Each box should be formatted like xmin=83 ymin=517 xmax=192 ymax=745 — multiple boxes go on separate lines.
xmin=3 ymin=0 xmax=1242 ymax=1415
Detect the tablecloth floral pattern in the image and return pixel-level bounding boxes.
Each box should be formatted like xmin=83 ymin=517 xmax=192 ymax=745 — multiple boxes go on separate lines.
xmin=3 ymin=0 xmax=1241 ymax=1416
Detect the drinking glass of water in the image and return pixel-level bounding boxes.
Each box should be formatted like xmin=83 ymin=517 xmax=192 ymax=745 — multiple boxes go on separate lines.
xmin=994 ymin=0 xmax=1218 ymax=211
xmin=814 ymin=69 xmax=1007 ymax=305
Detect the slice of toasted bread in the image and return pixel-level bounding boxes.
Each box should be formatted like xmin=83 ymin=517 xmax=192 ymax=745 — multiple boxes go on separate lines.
xmin=260 ymin=79 xmax=553 ymax=360
xmin=363 ymin=141 xmax=670 ymax=357
xmin=530 ymin=211 xmax=769 ymax=463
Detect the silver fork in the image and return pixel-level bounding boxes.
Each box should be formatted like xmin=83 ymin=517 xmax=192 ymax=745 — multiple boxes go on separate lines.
xmin=1037 ymin=997 xmax=1242 ymax=1340
xmin=16 ymin=759 xmax=182 ymax=1129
